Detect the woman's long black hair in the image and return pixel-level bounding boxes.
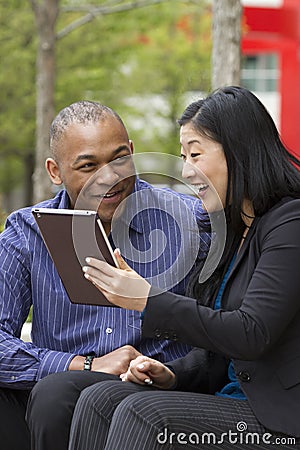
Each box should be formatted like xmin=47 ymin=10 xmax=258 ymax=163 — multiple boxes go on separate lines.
xmin=180 ymin=86 xmax=300 ymax=306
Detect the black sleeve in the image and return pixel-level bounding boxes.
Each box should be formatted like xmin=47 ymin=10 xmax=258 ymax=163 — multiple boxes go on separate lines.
xmin=166 ymin=347 xmax=229 ymax=394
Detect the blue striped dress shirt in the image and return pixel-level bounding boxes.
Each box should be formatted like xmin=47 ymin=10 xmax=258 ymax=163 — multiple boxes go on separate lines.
xmin=0 ymin=178 xmax=210 ymax=388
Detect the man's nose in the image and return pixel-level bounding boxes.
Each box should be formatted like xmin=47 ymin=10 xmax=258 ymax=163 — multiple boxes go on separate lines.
xmin=95 ymin=163 xmax=120 ymax=185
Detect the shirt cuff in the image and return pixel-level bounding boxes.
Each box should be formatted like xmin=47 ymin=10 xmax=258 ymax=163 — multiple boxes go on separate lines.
xmin=37 ymin=350 xmax=76 ymax=380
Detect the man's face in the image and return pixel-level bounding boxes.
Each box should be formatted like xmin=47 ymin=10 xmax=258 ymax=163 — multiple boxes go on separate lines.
xmin=48 ymin=116 xmax=136 ymax=233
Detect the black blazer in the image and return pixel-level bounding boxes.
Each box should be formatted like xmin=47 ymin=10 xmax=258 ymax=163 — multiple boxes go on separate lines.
xmin=142 ymin=197 xmax=300 ymax=437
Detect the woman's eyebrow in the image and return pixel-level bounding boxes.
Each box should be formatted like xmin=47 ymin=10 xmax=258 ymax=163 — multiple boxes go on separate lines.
xmin=187 ymin=139 xmax=202 ymax=145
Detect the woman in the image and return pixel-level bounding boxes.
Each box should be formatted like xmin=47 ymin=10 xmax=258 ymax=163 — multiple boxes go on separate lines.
xmin=69 ymin=86 xmax=300 ymax=449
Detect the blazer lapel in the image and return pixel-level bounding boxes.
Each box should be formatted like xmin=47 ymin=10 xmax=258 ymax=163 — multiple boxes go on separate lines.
xmin=226 ymin=216 xmax=259 ymax=284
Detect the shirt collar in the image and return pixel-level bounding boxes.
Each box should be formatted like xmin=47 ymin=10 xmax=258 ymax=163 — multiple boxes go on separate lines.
xmin=58 ymin=190 xmax=71 ymax=209
xmin=59 ymin=182 xmax=145 ymax=235
xmin=116 ymin=178 xmax=144 ymax=234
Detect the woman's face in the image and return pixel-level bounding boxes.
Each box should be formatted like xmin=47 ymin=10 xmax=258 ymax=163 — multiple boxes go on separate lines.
xmin=180 ymin=123 xmax=228 ymax=212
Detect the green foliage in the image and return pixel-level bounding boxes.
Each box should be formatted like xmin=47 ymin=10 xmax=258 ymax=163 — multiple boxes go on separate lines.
xmin=0 ymin=0 xmax=36 ymax=200
xmin=0 ymin=207 xmax=7 ymax=233
xmin=26 ymin=305 xmax=33 ymax=323
xmin=0 ymin=156 xmax=24 ymax=194
xmin=0 ymin=0 xmax=212 ymax=207
xmin=55 ymin=1 xmax=211 ymax=157
xmin=113 ymin=2 xmax=212 ymax=156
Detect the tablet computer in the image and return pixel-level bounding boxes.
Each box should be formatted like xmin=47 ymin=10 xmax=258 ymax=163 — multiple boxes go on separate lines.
xmin=32 ymin=207 xmax=118 ymax=307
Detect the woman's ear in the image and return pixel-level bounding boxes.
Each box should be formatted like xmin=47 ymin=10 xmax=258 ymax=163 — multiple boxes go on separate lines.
xmin=45 ymin=158 xmax=63 ymax=185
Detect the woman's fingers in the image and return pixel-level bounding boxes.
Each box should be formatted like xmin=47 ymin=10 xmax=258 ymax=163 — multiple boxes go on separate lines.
xmin=120 ymin=357 xmax=155 ymax=385
xmin=85 ymin=257 xmax=113 ymax=273
xmin=82 ymin=264 xmax=111 ymax=290
xmin=83 ymin=257 xmax=123 ymax=289
xmin=130 ymin=357 xmax=156 ymax=382
xmin=85 ymin=253 xmax=130 ymax=272
xmin=82 ymin=256 xmax=150 ymax=310
xmin=124 ymin=357 xmax=176 ymax=389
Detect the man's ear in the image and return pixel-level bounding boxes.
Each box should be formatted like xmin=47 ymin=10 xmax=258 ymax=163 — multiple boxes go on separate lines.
xmin=45 ymin=158 xmax=63 ymax=185
xmin=129 ymin=140 xmax=134 ymax=154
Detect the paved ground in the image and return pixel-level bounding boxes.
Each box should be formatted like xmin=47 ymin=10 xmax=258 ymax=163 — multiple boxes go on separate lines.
xmin=21 ymin=322 xmax=32 ymax=342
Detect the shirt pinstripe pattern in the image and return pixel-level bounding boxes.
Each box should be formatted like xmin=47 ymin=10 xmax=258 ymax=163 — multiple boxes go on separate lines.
xmin=0 ymin=178 xmax=210 ymax=388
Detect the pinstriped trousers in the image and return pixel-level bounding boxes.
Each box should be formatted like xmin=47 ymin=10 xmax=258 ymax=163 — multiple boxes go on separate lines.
xmin=68 ymin=380 xmax=299 ymax=450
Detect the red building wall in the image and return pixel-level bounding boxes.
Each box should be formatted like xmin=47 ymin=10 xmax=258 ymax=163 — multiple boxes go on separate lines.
xmin=242 ymin=0 xmax=300 ymax=157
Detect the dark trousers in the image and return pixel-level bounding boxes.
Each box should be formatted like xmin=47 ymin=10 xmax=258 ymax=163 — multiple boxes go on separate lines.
xmin=0 ymin=387 xmax=31 ymax=450
xmin=68 ymin=381 xmax=300 ymax=450
xmin=26 ymin=371 xmax=121 ymax=450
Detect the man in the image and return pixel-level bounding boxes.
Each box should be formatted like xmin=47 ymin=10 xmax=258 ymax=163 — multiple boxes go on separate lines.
xmin=0 ymin=101 xmax=209 ymax=450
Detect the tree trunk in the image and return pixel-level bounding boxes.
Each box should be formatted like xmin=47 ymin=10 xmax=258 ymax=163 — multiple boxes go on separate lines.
xmin=211 ymin=0 xmax=242 ymax=90
xmin=24 ymin=152 xmax=35 ymax=206
xmin=32 ymin=0 xmax=59 ymax=203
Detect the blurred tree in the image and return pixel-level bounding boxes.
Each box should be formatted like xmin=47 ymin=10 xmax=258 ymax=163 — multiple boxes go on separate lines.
xmin=0 ymin=0 xmax=36 ymax=208
xmin=30 ymin=0 xmax=209 ymax=202
xmin=1 ymin=0 xmax=210 ymax=210
xmin=111 ymin=3 xmax=212 ymax=159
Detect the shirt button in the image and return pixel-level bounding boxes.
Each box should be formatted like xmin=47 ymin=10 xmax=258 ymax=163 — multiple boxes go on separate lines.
xmin=105 ymin=327 xmax=113 ymax=334
xmin=11 ymin=376 xmax=16 ymax=381
xmin=237 ymin=371 xmax=251 ymax=382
